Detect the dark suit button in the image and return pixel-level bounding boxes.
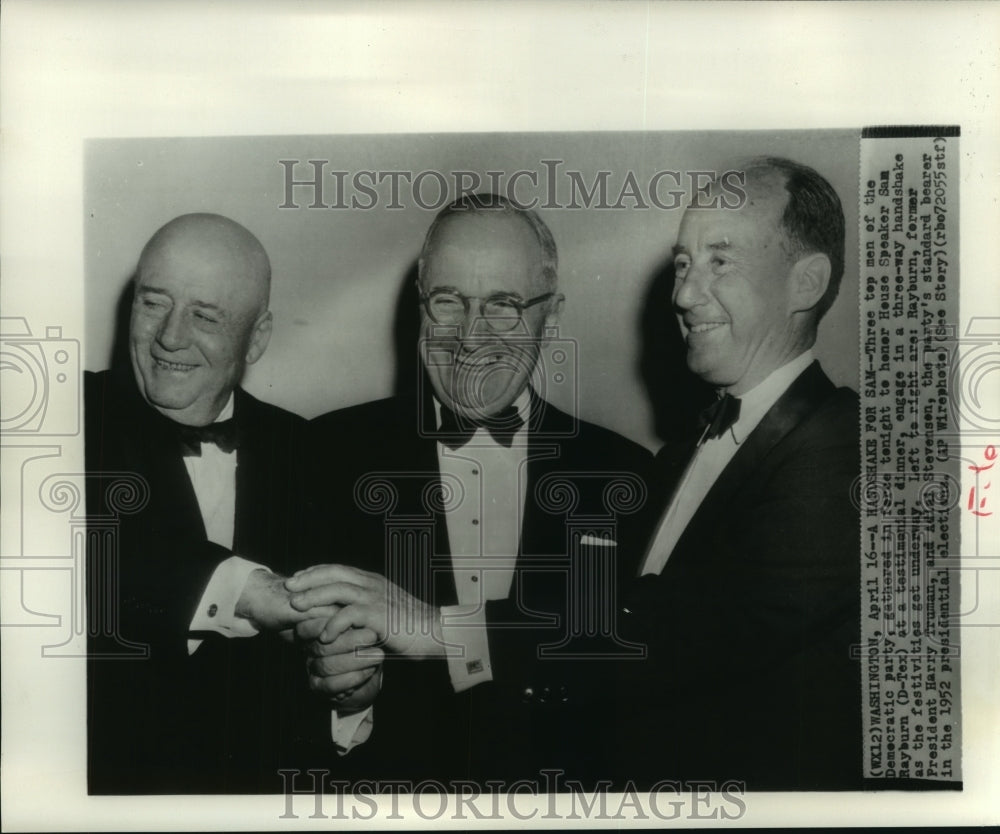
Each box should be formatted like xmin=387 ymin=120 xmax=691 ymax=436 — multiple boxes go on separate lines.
xmin=207 ymin=604 xmax=218 ymax=618
xmin=521 ymin=687 xmax=534 ymax=702
xmin=558 ymin=685 xmax=569 ymax=703
xmin=539 ymin=686 xmax=551 ymax=703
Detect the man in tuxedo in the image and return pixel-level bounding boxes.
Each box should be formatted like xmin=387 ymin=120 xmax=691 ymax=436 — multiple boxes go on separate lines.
xmin=289 ymin=194 xmax=652 ymax=787
xmin=619 ymin=157 xmax=862 ymax=790
xmin=85 ymin=213 xmax=370 ymax=793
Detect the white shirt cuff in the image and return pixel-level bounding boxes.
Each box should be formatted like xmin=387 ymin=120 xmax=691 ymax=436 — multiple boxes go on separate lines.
xmin=187 ymin=556 xmax=268 ymax=655
xmin=440 ymin=603 xmax=493 ymax=692
xmin=331 ymin=706 xmax=374 ymax=754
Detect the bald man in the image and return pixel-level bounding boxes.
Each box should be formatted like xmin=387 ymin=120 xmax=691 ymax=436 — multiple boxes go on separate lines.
xmin=85 ymin=214 xmax=362 ymax=793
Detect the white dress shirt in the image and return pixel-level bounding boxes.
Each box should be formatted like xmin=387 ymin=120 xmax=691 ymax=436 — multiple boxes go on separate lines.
xmin=181 ymin=395 xmax=367 ymax=751
xmin=640 ymin=351 xmax=815 ymax=576
xmin=436 ymin=390 xmax=531 ymax=692
xmin=184 ymin=397 xmax=257 ymax=652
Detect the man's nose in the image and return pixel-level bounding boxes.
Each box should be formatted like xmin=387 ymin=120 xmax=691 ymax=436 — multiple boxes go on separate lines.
xmin=673 ymin=262 xmax=710 ymax=311
xmin=156 ymin=307 xmax=191 ymax=350
xmin=456 ymin=311 xmax=494 ymax=344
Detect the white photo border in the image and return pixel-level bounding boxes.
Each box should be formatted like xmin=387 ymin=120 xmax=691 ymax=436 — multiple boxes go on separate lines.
xmin=2 ymin=0 xmax=998 ymax=830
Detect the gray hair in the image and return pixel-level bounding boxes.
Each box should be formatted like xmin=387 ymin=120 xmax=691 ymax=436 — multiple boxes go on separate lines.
xmin=740 ymin=157 xmax=845 ymax=322
xmin=418 ymin=192 xmax=558 ymax=292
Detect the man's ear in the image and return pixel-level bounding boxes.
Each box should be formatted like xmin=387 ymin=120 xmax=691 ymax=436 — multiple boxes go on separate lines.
xmin=543 ymin=293 xmax=565 ymax=331
xmin=788 ymin=253 xmax=831 ymax=314
xmin=245 ymin=310 xmax=273 ymax=365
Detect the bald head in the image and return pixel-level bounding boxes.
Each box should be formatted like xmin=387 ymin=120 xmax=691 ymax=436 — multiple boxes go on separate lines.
xmin=129 ymin=213 xmax=274 ymax=425
xmin=138 ymin=213 xmax=271 ymax=314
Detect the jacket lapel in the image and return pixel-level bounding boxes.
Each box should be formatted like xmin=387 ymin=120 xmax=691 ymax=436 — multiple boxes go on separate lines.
xmin=411 ymin=391 xmax=458 ymax=605
xmin=231 ymin=388 xmax=257 ymax=556
xmin=667 ymin=362 xmax=835 ymax=569
xmin=112 ymin=373 xmax=207 ymax=542
xmin=521 ymin=390 xmax=575 ymax=558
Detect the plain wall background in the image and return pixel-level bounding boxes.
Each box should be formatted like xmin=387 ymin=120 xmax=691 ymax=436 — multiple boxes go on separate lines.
xmin=85 ymin=130 xmax=860 ymax=450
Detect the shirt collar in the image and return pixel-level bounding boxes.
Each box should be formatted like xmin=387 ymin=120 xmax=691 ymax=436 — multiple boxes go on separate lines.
xmin=215 ymin=393 xmax=235 ymax=423
xmin=433 ymin=388 xmax=532 ymax=435
xmin=727 ymin=350 xmax=814 ymax=444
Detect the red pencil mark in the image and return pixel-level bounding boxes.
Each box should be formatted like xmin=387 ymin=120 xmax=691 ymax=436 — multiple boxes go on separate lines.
xmin=967 ymin=445 xmax=997 ymax=517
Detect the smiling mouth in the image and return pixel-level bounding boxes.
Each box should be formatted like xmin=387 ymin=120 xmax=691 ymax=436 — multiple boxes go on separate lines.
xmin=153 ymin=357 xmax=198 ymax=372
xmin=454 ymin=347 xmax=507 ymax=368
xmin=687 ymin=322 xmax=727 ymax=335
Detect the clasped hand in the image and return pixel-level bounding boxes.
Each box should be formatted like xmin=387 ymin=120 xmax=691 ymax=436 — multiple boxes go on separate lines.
xmin=285 ymin=564 xmax=445 ymax=704
xmin=234 ymin=567 xmax=383 ymax=711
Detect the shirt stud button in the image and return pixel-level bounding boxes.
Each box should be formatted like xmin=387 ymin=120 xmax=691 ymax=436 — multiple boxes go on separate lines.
xmin=472 ymin=518 xmax=479 ymax=526
xmin=207 ymin=604 xmax=218 ymax=618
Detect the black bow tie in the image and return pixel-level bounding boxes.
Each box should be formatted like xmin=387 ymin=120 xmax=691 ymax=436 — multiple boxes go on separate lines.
xmin=177 ymin=418 xmax=241 ymax=456
xmin=698 ymin=394 xmax=741 ymax=441
xmin=436 ymin=404 xmax=524 ymax=449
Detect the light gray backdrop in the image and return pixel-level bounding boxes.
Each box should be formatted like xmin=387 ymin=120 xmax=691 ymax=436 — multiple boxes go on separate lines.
xmin=85 ymin=130 xmax=860 ymax=450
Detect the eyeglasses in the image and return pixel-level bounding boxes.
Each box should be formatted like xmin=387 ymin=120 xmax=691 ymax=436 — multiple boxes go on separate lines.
xmin=419 ymin=289 xmax=555 ymax=333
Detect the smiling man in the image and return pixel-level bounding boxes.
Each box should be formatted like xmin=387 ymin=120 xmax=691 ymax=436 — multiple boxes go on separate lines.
xmin=618 ymin=158 xmax=862 ymax=790
xmin=84 ymin=213 xmax=351 ymax=793
xmin=416 ymin=201 xmax=559 ymax=421
xmin=128 ymin=213 xmax=273 ymax=425
xmin=296 ymin=194 xmax=651 ymax=787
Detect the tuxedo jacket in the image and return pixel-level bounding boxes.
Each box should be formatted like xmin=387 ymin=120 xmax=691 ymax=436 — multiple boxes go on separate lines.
xmin=617 ymin=361 xmax=863 ymax=791
xmin=85 ymin=369 xmax=325 ymax=794
xmin=309 ymin=390 xmax=652 ymax=787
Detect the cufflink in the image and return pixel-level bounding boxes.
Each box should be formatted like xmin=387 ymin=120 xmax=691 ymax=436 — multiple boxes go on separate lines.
xmin=580 ymin=534 xmax=618 ymax=547
xmin=466 ymin=659 xmax=484 ymax=675
xmin=207 ymin=604 xmax=218 ymax=618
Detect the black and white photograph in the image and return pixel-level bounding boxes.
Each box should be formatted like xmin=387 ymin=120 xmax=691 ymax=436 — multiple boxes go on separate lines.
xmin=1 ymin=1 xmax=997 ymax=830
xmin=82 ymin=132 xmax=867 ymax=797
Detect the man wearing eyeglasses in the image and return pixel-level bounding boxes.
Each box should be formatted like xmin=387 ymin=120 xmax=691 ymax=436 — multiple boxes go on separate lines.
xmin=290 ymin=193 xmax=651 ymax=786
